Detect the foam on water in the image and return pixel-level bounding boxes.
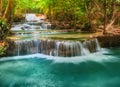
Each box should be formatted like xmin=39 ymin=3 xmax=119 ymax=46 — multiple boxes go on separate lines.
xmin=0 ymin=47 xmax=120 ymax=87
xmin=0 ymin=49 xmax=118 ymax=64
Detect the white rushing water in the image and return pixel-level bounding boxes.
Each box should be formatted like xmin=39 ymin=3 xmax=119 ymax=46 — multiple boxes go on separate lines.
xmin=11 ymin=14 xmax=52 ymax=30
xmin=0 ymin=48 xmax=118 ymax=64
xmin=13 ymin=39 xmax=101 ymax=57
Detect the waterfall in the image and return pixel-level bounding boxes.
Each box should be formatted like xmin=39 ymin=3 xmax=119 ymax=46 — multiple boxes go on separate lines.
xmin=14 ymin=40 xmax=40 ymax=55
xmin=11 ymin=39 xmax=101 ymax=57
xmin=95 ymin=38 xmax=101 ymax=51
xmin=11 ymin=14 xmax=52 ymax=31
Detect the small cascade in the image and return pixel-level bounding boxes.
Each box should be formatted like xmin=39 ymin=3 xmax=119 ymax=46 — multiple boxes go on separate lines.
xmin=8 ymin=39 xmax=101 ymax=57
xmin=11 ymin=14 xmax=52 ymax=30
xmin=95 ymin=38 xmax=101 ymax=51
xmin=41 ymin=22 xmax=52 ymax=29
xmin=15 ymin=40 xmax=40 ymax=55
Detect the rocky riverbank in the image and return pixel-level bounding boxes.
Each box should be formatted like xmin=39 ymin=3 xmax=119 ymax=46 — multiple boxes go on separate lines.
xmin=97 ymin=34 xmax=120 ymax=47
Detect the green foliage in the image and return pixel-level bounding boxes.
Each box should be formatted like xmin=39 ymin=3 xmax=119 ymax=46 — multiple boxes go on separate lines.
xmin=0 ymin=18 xmax=10 ymax=40
xmin=0 ymin=46 xmax=6 ymax=56
xmin=12 ymin=0 xmax=120 ymax=29
xmin=82 ymin=22 xmax=91 ymax=31
xmin=15 ymin=0 xmax=42 ymax=13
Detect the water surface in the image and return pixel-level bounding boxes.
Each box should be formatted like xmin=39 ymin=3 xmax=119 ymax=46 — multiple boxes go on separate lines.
xmin=0 ymin=48 xmax=120 ymax=87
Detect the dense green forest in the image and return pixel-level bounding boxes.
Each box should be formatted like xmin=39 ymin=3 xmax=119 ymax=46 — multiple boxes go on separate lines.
xmin=0 ymin=0 xmax=120 ymax=30
xmin=0 ymin=0 xmax=120 ymax=42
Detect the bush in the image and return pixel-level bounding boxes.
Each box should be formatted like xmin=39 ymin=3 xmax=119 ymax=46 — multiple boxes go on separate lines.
xmin=0 ymin=46 xmax=6 ymax=56
xmin=0 ymin=18 xmax=10 ymax=41
xmin=82 ymin=22 xmax=91 ymax=31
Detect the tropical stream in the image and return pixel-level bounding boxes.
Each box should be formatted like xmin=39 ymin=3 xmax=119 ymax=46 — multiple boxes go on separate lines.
xmin=0 ymin=48 xmax=120 ymax=87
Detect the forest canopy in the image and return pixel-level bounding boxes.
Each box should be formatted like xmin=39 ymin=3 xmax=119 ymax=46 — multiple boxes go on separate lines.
xmin=0 ymin=0 xmax=120 ymax=31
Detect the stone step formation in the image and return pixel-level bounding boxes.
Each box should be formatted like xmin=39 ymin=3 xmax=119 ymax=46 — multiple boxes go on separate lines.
xmin=7 ymin=38 xmax=101 ymax=57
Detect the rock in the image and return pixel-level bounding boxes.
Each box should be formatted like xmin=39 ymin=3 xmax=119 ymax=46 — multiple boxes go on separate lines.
xmin=6 ymin=39 xmax=101 ymax=57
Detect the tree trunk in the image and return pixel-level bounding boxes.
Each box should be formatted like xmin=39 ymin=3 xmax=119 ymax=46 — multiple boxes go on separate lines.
xmin=106 ymin=19 xmax=115 ymax=31
xmin=3 ymin=0 xmax=15 ymax=24
xmin=104 ymin=0 xmax=118 ymax=33
xmin=103 ymin=0 xmax=107 ymax=34
xmin=0 ymin=0 xmax=2 ymax=17
xmin=3 ymin=0 xmax=10 ymax=19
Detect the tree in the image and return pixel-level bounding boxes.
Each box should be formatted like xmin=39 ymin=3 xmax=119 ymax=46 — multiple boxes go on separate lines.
xmin=37 ymin=0 xmax=85 ymax=29
xmin=3 ymin=0 xmax=15 ymax=23
xmin=15 ymin=0 xmax=41 ymax=14
xmin=83 ymin=0 xmax=120 ymax=33
xmin=0 ymin=18 xmax=10 ymax=41
xmin=0 ymin=0 xmax=2 ymax=17
xmin=101 ymin=0 xmax=120 ymax=33
xmin=0 ymin=0 xmax=15 ymax=23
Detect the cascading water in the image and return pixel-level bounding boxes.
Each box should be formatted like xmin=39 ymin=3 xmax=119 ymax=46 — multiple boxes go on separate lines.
xmin=11 ymin=14 xmax=52 ymax=30
xmin=9 ymin=14 xmax=101 ymax=57
xmin=0 ymin=44 xmax=120 ymax=87
xmin=3 ymin=12 xmax=120 ymax=87
xmin=10 ymin=38 xmax=101 ymax=57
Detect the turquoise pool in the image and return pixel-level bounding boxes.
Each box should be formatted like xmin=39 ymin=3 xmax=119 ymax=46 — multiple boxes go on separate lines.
xmin=0 ymin=48 xmax=120 ymax=87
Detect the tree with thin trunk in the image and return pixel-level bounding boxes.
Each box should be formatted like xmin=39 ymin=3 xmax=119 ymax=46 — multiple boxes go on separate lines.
xmin=0 ymin=0 xmax=2 ymax=17
xmin=3 ymin=0 xmax=10 ymax=19
xmin=103 ymin=0 xmax=107 ymax=34
xmin=2 ymin=0 xmax=15 ymax=24
xmin=103 ymin=0 xmax=120 ymax=33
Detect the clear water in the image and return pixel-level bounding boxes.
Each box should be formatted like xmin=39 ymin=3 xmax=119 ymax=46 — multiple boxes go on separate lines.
xmin=0 ymin=48 xmax=120 ymax=87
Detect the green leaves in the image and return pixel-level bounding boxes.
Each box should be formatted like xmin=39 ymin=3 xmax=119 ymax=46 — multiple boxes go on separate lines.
xmin=0 ymin=18 xmax=10 ymax=41
xmin=11 ymin=0 xmax=120 ymax=29
xmin=0 ymin=46 xmax=6 ymax=56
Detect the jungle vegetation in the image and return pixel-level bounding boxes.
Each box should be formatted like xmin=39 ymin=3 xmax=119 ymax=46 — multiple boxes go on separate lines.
xmin=0 ymin=0 xmax=120 ymax=31
xmin=0 ymin=0 xmax=120 ymax=56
